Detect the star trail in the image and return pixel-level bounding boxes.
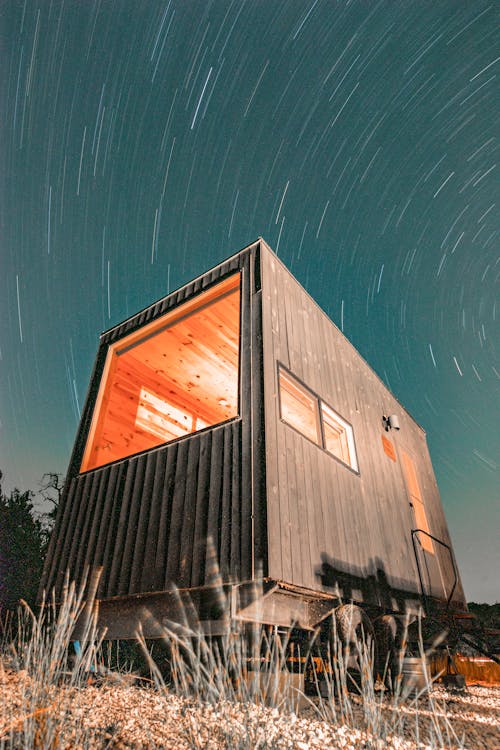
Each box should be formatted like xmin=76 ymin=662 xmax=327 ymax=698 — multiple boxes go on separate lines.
xmin=1 ymin=1 xmax=498 ymax=602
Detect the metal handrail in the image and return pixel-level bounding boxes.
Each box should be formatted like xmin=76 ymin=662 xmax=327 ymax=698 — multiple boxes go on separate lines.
xmin=411 ymin=529 xmax=458 ymax=615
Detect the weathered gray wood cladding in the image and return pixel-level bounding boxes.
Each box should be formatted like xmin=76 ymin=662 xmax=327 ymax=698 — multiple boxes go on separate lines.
xmin=40 ymin=244 xmax=265 ymax=600
xmin=260 ymin=242 xmax=465 ymax=611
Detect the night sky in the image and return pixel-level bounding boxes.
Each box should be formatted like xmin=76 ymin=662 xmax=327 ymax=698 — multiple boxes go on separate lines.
xmin=1 ymin=2 xmax=498 ymax=603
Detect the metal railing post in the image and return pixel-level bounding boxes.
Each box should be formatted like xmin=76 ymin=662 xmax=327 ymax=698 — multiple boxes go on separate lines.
xmin=410 ymin=529 xmax=458 ymax=614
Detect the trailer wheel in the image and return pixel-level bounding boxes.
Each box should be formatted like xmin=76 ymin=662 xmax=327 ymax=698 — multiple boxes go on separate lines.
xmin=330 ymin=604 xmax=374 ymax=684
xmin=373 ymin=615 xmax=401 ymax=689
xmin=334 ymin=604 xmax=374 ymax=647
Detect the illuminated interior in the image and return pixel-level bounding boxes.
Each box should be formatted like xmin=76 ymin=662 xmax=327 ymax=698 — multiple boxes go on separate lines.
xmin=278 ymin=366 xmax=358 ymax=471
xmin=321 ymin=403 xmax=358 ymax=471
xmin=279 ymin=368 xmax=320 ymax=444
xmin=80 ymin=274 xmax=240 ymax=472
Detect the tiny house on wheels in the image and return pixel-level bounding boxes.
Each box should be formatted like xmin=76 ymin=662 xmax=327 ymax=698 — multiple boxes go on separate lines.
xmin=40 ymin=239 xmax=466 ymax=640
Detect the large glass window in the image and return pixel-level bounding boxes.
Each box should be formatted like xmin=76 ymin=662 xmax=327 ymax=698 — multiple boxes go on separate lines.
xmin=278 ymin=365 xmax=358 ymax=472
xmin=80 ymin=274 xmax=240 ymax=472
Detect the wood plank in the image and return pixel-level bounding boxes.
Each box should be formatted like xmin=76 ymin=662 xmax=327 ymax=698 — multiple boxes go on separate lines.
xmin=91 ymin=464 xmax=120 ymax=562
xmin=305 ymin=434 xmax=324 ymax=590
xmin=239 ymin=258 xmax=252 ymax=580
xmin=118 ymin=455 xmax=147 ymax=594
xmin=230 ymin=420 xmax=241 ymax=580
xmin=177 ymin=437 xmax=200 ymax=587
xmin=250 ymin=288 xmax=267 ymax=577
xmin=165 ymin=439 xmax=190 ymax=584
xmin=140 ymin=448 xmax=167 ymax=590
xmin=99 ymin=464 xmax=127 ymax=597
xmin=129 ymin=451 xmax=157 ymax=592
xmin=276 ymin=267 xmax=295 ymax=583
xmin=77 ymin=468 xmax=110 ymax=584
xmin=190 ymin=430 xmax=212 ymax=586
xmin=260 ymin=247 xmax=282 ymax=581
xmin=63 ymin=472 xmax=96 ymax=585
xmin=107 ymin=460 xmax=138 ymax=594
xmin=287 ymin=277 xmax=314 ymax=589
xmin=219 ymin=425 xmax=233 ymax=579
xmin=205 ymin=426 xmax=224 ymax=583
xmin=155 ymin=443 xmax=178 ymax=590
xmin=73 ymin=470 xmax=106 ymax=586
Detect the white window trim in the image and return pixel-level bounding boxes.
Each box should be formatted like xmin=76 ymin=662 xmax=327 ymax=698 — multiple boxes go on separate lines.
xmin=320 ymin=401 xmax=358 ymax=472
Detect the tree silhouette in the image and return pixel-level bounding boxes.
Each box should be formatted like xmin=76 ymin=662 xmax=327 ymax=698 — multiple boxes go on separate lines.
xmin=38 ymin=472 xmax=63 ymax=554
xmin=0 ymin=471 xmax=46 ymax=612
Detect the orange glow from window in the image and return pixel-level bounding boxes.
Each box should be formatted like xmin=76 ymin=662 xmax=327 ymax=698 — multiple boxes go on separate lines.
xmin=80 ymin=274 xmax=240 ymax=472
xmin=401 ymin=450 xmax=434 ymax=553
xmin=278 ymin=368 xmax=320 ymax=444
xmin=322 ymin=404 xmax=351 ymax=466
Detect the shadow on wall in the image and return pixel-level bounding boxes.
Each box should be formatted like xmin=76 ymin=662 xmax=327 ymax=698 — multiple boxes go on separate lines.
xmin=316 ymin=553 xmax=421 ymax=613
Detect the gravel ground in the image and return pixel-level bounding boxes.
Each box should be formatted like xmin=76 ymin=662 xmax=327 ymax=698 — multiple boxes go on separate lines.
xmin=1 ymin=667 xmax=499 ymax=749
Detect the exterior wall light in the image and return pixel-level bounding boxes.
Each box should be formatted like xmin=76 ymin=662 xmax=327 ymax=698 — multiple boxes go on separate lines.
xmin=383 ymin=414 xmax=400 ymax=431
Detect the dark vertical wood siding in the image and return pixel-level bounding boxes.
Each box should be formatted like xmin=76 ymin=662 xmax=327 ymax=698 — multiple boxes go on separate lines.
xmin=260 ymin=241 xmax=465 ymax=610
xmin=40 ymin=244 xmax=266 ymax=600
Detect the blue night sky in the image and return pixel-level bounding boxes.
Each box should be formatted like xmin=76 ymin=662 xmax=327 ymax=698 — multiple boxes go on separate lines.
xmin=1 ymin=2 xmax=498 ymax=602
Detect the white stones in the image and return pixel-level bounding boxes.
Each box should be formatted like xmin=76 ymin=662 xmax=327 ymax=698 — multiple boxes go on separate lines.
xmin=1 ymin=664 xmax=499 ymax=748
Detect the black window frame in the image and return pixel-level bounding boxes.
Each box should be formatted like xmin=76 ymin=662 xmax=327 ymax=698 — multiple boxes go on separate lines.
xmin=277 ymin=363 xmax=359 ymax=475
xmin=78 ymin=271 xmax=243 ymax=474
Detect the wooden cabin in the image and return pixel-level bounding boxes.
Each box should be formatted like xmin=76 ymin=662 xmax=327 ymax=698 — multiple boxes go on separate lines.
xmin=40 ymin=239 xmax=466 ymax=638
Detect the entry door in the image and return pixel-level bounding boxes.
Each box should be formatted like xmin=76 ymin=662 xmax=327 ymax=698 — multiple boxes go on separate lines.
xmin=400 ymin=450 xmax=447 ymax=601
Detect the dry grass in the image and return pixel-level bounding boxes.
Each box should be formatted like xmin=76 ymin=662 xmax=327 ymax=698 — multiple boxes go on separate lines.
xmin=0 ymin=571 xmax=104 ymax=749
xmin=1 ymin=578 xmax=498 ymax=749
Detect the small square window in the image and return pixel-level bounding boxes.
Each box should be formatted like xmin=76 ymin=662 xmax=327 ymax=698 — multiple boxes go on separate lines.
xmin=278 ymin=368 xmax=320 ymax=445
xmin=278 ymin=365 xmax=358 ymax=473
xmin=321 ymin=402 xmax=358 ymax=472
